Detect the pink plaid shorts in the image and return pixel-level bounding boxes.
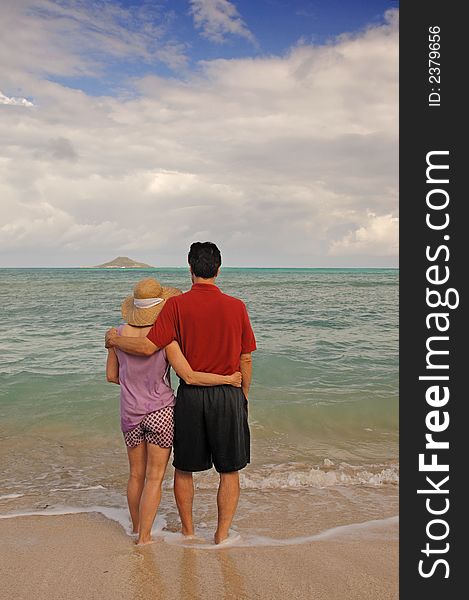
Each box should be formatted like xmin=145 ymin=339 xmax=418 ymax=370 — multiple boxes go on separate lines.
xmin=123 ymin=406 xmax=174 ymax=448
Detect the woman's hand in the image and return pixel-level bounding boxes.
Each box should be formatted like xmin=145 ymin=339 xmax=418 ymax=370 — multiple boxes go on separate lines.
xmin=226 ymin=371 xmax=242 ymax=387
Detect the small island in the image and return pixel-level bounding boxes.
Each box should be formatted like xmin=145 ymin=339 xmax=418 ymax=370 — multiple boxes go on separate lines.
xmin=92 ymin=256 xmax=154 ymax=269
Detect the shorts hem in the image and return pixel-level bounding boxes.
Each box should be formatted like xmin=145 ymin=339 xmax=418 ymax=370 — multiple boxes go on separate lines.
xmin=214 ymin=461 xmax=249 ymax=474
xmin=172 ymin=461 xmax=213 ymax=472
xmin=124 ymin=440 xmax=144 ymax=449
xmin=147 ymin=440 xmax=173 ymax=448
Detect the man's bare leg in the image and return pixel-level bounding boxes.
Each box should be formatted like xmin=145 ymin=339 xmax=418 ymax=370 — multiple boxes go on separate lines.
xmin=214 ymin=471 xmax=240 ymax=544
xmin=174 ymin=468 xmax=195 ymax=536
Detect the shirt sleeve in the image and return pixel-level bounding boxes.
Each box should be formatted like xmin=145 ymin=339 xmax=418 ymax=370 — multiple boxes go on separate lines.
xmin=241 ymin=304 xmax=257 ymax=354
xmin=147 ymin=297 xmax=178 ymax=348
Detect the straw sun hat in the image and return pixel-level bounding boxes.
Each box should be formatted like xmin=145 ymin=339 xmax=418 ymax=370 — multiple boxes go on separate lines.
xmin=121 ymin=277 xmax=181 ymax=326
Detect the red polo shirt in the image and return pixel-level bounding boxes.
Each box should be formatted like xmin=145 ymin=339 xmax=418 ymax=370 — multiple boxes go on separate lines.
xmin=147 ymin=283 xmax=256 ymax=374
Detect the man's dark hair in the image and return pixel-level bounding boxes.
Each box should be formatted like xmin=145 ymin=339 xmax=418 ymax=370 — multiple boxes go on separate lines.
xmin=188 ymin=242 xmax=222 ymax=279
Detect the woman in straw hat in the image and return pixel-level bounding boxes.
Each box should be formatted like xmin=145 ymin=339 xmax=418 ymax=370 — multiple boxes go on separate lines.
xmin=106 ymin=277 xmax=241 ymax=545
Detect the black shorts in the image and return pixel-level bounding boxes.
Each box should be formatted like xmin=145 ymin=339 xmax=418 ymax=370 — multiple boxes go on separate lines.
xmin=173 ymin=383 xmax=250 ymax=473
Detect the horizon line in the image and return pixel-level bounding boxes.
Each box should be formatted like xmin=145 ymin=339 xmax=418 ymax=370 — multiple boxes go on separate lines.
xmin=0 ymin=265 xmax=400 ymax=270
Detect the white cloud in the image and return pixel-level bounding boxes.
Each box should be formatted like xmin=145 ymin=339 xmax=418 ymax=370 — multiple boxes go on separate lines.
xmin=329 ymin=213 xmax=399 ymax=257
xmin=0 ymin=90 xmax=34 ymax=107
xmin=0 ymin=8 xmax=398 ymax=267
xmin=189 ymin=0 xmax=255 ymax=44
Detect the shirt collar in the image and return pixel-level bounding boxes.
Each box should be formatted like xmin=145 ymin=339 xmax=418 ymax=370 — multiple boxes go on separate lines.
xmin=191 ymin=283 xmax=222 ymax=292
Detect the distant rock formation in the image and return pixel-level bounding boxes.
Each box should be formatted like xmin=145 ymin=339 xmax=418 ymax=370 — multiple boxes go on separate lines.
xmin=92 ymin=256 xmax=154 ymax=268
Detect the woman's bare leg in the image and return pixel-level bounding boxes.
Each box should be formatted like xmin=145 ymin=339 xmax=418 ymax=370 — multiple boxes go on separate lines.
xmin=137 ymin=443 xmax=171 ymax=545
xmin=126 ymin=443 xmax=147 ymax=534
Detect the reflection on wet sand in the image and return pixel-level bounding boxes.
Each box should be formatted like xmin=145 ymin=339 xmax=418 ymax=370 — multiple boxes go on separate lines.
xmin=218 ymin=550 xmax=247 ymax=600
xmin=132 ymin=543 xmax=167 ymax=600
xmin=179 ymin=548 xmax=201 ymax=600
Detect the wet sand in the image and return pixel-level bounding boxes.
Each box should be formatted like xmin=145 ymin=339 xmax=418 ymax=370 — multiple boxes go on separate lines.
xmin=0 ymin=512 xmax=398 ymax=600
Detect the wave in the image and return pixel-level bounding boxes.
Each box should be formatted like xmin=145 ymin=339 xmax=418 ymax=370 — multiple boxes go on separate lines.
xmin=50 ymin=485 xmax=106 ymax=492
xmin=162 ymin=461 xmax=400 ymax=491
xmin=239 ymin=468 xmax=398 ymax=490
xmin=0 ymin=493 xmax=24 ymax=500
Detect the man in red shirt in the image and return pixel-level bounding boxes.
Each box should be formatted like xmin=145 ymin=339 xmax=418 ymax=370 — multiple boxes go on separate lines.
xmin=106 ymin=242 xmax=256 ymax=544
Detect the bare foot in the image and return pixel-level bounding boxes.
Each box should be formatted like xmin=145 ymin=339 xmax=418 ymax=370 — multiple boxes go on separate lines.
xmin=136 ymin=536 xmax=153 ymax=546
xmin=214 ymin=529 xmax=228 ymax=544
xmin=214 ymin=531 xmax=241 ymax=546
xmin=181 ymin=527 xmax=195 ymax=538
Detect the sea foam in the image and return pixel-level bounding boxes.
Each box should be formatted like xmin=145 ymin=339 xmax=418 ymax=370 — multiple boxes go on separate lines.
xmin=159 ymin=462 xmax=399 ymax=491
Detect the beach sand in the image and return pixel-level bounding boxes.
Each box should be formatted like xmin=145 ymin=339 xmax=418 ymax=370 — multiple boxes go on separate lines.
xmin=0 ymin=512 xmax=398 ymax=600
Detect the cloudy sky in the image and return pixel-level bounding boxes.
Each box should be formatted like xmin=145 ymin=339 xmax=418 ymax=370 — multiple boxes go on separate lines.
xmin=0 ymin=0 xmax=398 ymax=267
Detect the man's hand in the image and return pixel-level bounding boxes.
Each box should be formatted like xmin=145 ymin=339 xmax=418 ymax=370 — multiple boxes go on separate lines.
xmin=240 ymin=353 xmax=252 ymax=401
xmin=105 ymin=328 xmax=118 ymax=348
xmin=226 ymin=371 xmax=242 ymax=387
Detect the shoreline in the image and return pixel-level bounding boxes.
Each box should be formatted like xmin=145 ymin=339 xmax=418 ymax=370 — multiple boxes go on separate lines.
xmin=0 ymin=511 xmax=398 ymax=600
xmin=0 ymin=505 xmax=398 ymax=546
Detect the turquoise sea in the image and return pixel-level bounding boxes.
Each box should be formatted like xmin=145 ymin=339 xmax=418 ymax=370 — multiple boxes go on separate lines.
xmin=0 ymin=268 xmax=398 ymax=542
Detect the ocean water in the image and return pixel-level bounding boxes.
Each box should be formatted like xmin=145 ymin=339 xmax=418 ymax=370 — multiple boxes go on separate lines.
xmin=0 ymin=267 xmax=398 ymax=541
